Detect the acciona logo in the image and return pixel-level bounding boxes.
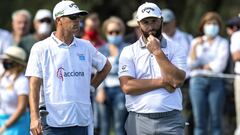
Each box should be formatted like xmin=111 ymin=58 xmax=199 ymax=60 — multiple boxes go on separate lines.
xmin=57 ymin=67 xmax=84 ymax=81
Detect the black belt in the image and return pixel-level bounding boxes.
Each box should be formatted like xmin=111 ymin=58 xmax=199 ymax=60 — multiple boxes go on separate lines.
xmin=133 ymin=110 xmax=180 ymax=119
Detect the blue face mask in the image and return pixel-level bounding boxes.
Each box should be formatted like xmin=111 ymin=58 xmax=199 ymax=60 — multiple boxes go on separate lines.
xmin=107 ymin=35 xmax=123 ymax=45
xmin=203 ymin=24 xmax=219 ymax=37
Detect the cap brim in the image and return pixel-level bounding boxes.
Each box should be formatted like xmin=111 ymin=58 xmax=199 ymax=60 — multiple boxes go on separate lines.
xmin=127 ymin=20 xmax=138 ymax=27
xmin=68 ymin=10 xmax=88 ymax=16
xmin=0 ymin=54 xmax=26 ymax=66
xmin=137 ymin=15 xmax=161 ymax=21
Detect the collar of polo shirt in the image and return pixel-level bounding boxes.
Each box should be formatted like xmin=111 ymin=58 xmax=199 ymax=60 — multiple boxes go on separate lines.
xmin=139 ymin=36 xmax=167 ymax=48
xmin=51 ymin=33 xmax=77 ymax=47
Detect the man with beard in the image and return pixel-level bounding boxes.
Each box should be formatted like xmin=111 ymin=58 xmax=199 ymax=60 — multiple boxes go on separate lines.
xmin=118 ymin=2 xmax=187 ymax=135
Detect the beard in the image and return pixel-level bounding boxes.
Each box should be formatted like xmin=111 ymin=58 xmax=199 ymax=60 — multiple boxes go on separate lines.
xmin=140 ymin=26 xmax=162 ymax=39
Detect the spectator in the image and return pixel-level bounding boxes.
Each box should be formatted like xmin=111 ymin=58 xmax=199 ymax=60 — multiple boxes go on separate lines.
xmin=161 ymin=8 xmax=194 ymax=135
xmin=125 ymin=11 xmax=141 ymax=44
xmin=0 ymin=46 xmax=30 ymax=135
xmin=230 ymin=17 xmax=240 ymax=135
xmin=82 ymin=13 xmax=105 ymax=49
xmin=19 ymin=9 xmax=52 ymax=60
xmin=0 ymin=29 xmax=12 ymax=55
xmin=226 ymin=16 xmax=240 ymax=37
xmin=187 ymin=12 xmax=229 ymax=135
xmin=97 ymin=16 xmax=128 ymax=135
xmin=11 ymin=9 xmax=31 ymax=46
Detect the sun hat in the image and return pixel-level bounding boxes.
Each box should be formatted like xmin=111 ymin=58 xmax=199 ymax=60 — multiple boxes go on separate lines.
xmin=127 ymin=11 xmax=138 ymax=27
xmin=53 ymin=0 xmax=88 ymax=20
xmin=136 ymin=2 xmax=162 ymax=21
xmin=0 ymin=46 xmax=26 ymax=66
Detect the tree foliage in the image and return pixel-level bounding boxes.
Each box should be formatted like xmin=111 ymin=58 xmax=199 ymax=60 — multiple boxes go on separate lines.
xmin=1 ymin=0 xmax=240 ymax=36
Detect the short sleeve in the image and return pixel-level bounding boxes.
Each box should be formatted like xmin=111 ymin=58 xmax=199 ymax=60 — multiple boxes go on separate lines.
xmin=230 ymin=31 xmax=240 ymax=53
xmin=118 ymin=46 xmax=136 ymax=78
xmin=25 ymin=43 xmax=43 ymax=78
xmin=14 ymin=75 xmax=29 ymax=95
xmin=90 ymin=43 xmax=107 ymax=71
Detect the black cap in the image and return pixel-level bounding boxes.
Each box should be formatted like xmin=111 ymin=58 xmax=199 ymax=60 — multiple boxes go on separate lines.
xmin=226 ymin=17 xmax=240 ymax=28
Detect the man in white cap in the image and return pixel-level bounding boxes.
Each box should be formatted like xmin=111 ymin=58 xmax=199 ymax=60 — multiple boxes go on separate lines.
xmin=19 ymin=9 xmax=53 ymax=60
xmin=162 ymin=8 xmax=193 ymax=55
xmin=118 ymin=2 xmax=187 ymax=135
xmin=25 ymin=1 xmax=111 ymax=135
xmin=161 ymin=8 xmax=194 ymax=135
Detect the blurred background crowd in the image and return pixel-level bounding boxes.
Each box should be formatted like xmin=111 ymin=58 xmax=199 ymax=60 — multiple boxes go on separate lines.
xmin=0 ymin=0 xmax=240 ymax=135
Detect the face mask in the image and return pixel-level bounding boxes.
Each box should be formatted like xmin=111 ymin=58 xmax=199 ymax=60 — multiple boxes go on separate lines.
xmin=203 ymin=24 xmax=219 ymax=37
xmin=37 ymin=23 xmax=52 ymax=35
xmin=85 ymin=30 xmax=98 ymax=40
xmin=3 ymin=61 xmax=16 ymax=70
xmin=107 ymin=35 xmax=123 ymax=45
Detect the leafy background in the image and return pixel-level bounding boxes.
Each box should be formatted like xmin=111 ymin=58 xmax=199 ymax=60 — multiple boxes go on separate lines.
xmin=1 ymin=0 xmax=240 ymax=36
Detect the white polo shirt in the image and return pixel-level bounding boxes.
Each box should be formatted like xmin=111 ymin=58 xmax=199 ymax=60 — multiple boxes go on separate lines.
xmin=25 ymin=33 xmax=107 ymax=127
xmin=231 ymin=31 xmax=240 ymax=74
xmin=0 ymin=29 xmax=12 ymax=55
xmin=163 ymin=29 xmax=193 ymax=56
xmin=187 ymin=35 xmax=229 ymax=76
xmin=0 ymin=73 xmax=29 ymax=115
xmin=118 ymin=36 xmax=187 ymax=113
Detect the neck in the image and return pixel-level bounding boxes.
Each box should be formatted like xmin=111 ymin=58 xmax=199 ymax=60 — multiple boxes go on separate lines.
xmin=13 ymin=32 xmax=23 ymax=44
xmin=55 ymin=29 xmax=74 ymax=45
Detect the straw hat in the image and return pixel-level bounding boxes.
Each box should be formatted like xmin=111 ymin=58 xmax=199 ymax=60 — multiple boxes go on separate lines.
xmin=127 ymin=11 xmax=138 ymax=27
xmin=0 ymin=46 xmax=27 ymax=66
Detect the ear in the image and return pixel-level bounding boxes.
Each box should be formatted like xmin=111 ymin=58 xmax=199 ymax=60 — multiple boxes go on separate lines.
xmin=56 ymin=17 xmax=63 ymax=25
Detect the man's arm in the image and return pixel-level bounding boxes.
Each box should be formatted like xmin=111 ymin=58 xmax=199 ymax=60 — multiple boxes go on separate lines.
xmin=29 ymin=76 xmax=42 ymax=135
xmin=119 ymin=76 xmax=175 ymax=95
xmin=147 ymin=35 xmax=186 ymax=88
xmin=232 ymin=51 xmax=240 ymax=62
xmin=91 ymin=59 xmax=112 ymax=89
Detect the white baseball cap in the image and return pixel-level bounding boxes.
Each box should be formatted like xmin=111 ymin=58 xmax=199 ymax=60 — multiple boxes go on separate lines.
xmin=0 ymin=46 xmax=26 ymax=66
xmin=53 ymin=0 xmax=88 ymax=20
xmin=136 ymin=2 xmax=162 ymax=21
xmin=162 ymin=9 xmax=175 ymax=23
xmin=34 ymin=9 xmax=52 ymax=21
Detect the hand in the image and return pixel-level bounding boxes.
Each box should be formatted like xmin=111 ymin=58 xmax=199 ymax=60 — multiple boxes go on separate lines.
xmin=30 ymin=119 xmax=42 ymax=135
xmin=0 ymin=125 xmax=6 ymax=134
xmin=160 ymin=78 xmax=176 ymax=93
xmin=196 ymin=37 xmax=204 ymax=45
xmin=96 ymin=88 xmax=106 ymax=104
xmin=146 ymin=35 xmax=161 ymax=54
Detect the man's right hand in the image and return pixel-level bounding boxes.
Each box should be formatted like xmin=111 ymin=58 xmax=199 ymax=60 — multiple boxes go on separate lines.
xmin=30 ymin=119 xmax=42 ymax=135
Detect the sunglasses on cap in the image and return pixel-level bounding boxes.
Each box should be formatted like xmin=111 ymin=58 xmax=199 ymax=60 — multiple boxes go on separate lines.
xmin=108 ymin=30 xmax=121 ymax=35
xmin=63 ymin=14 xmax=81 ymax=20
xmin=39 ymin=18 xmax=52 ymax=23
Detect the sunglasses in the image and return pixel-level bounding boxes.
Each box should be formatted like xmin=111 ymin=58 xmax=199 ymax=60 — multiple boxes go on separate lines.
xmin=39 ymin=18 xmax=52 ymax=23
xmin=108 ymin=30 xmax=121 ymax=35
xmin=64 ymin=14 xmax=81 ymax=20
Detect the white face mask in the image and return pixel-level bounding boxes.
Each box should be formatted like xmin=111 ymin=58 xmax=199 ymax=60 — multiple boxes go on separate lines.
xmin=203 ymin=24 xmax=219 ymax=37
xmin=37 ymin=22 xmax=52 ymax=35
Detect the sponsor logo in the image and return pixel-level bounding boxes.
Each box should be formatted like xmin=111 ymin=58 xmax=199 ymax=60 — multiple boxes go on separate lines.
xmin=57 ymin=67 xmax=84 ymax=81
xmin=69 ymin=3 xmax=79 ymax=9
xmin=120 ymin=65 xmax=128 ymax=73
xmin=55 ymin=10 xmax=64 ymax=17
xmin=142 ymin=7 xmax=154 ymax=14
xmin=77 ymin=53 xmax=85 ymax=61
